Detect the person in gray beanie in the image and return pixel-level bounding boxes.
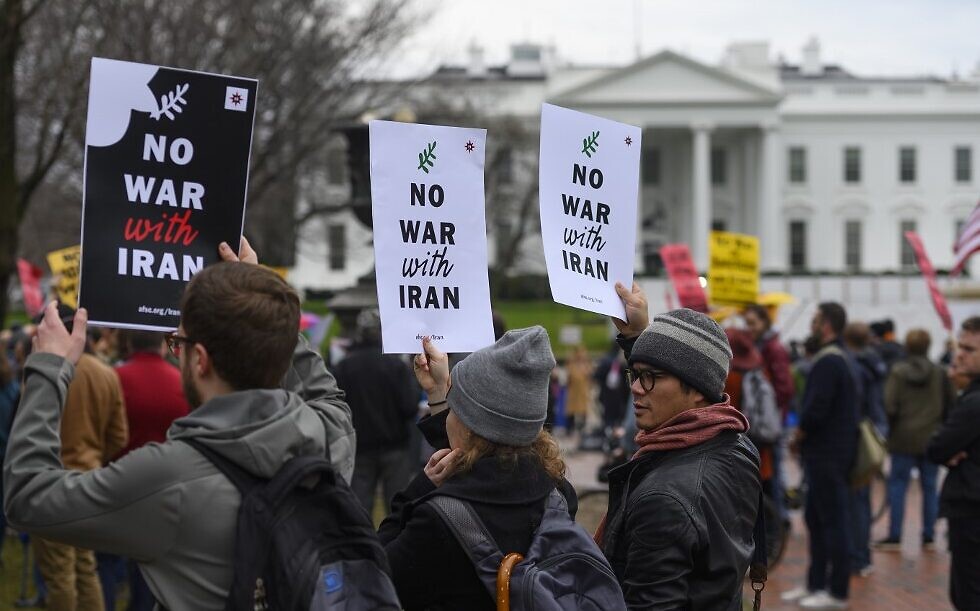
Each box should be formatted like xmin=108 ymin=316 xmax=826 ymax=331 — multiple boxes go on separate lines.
xmin=447 ymin=326 xmax=554 ymax=446
xmin=377 ymin=327 xmax=590 ymax=610
xmin=594 ymin=282 xmax=761 ymax=610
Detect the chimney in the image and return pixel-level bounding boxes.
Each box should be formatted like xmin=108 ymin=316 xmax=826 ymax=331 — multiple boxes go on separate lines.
xmin=801 ymin=37 xmax=823 ymax=76
xmin=467 ymin=41 xmax=486 ymax=79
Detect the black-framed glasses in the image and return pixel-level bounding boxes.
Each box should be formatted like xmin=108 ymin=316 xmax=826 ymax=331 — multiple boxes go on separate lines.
xmin=166 ymin=333 xmax=195 ymax=357
xmin=625 ymin=367 xmax=663 ymax=392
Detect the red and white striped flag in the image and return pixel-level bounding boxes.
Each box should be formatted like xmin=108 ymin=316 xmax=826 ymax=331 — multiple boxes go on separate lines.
xmin=952 ymin=200 xmax=980 ymax=275
xmin=906 ymin=232 xmax=953 ymax=332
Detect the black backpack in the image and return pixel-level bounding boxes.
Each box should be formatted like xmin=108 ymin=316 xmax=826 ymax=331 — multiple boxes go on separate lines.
xmin=427 ymin=490 xmax=627 ymax=611
xmin=185 ymin=439 xmax=401 ymax=610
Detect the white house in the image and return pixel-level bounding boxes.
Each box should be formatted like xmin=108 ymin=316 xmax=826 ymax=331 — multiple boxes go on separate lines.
xmin=291 ymin=38 xmax=980 ymax=292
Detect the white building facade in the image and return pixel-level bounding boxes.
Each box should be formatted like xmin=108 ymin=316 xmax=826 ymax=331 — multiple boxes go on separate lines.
xmin=291 ymin=39 xmax=980 ymax=292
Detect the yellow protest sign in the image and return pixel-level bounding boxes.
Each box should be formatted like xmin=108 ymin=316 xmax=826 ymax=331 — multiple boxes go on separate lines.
xmin=46 ymin=245 xmax=81 ymax=309
xmin=708 ymin=231 xmax=759 ymax=306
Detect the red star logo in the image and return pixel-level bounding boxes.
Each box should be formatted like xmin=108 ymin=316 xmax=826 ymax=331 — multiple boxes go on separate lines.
xmin=230 ymin=92 xmax=243 ymax=106
xmin=465 ymin=140 xmax=476 ymax=153
xmin=624 ymin=136 xmax=632 ymax=147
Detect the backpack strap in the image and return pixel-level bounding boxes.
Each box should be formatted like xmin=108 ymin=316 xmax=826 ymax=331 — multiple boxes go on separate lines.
xmin=749 ymin=490 xmax=768 ymax=611
xmin=182 ymin=438 xmax=260 ymax=495
xmin=541 ymin=488 xmax=571 ymax=519
xmin=184 ymin=439 xmax=337 ymax=509
xmin=263 ymin=455 xmax=336 ymax=507
xmin=426 ymin=495 xmax=503 ymax=597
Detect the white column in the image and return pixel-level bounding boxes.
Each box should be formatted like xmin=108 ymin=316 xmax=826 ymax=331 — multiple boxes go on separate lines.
xmin=691 ymin=122 xmax=712 ymax=271
xmin=759 ymin=121 xmax=781 ymax=270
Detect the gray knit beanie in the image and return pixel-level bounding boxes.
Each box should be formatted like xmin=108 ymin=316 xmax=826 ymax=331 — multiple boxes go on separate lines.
xmin=448 ymin=326 xmax=556 ymax=446
xmin=629 ymin=309 xmax=732 ymax=403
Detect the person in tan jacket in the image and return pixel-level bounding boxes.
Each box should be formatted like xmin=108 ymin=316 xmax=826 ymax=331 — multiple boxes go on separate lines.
xmin=32 ymin=304 xmax=128 ymax=611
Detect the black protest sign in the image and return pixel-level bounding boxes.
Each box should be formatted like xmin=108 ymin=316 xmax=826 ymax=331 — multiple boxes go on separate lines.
xmin=78 ymin=58 xmax=257 ymax=330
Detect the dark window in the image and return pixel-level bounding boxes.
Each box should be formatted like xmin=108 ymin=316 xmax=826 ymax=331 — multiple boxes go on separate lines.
xmin=711 ymin=147 xmax=726 ymax=185
xmin=956 ymin=146 xmax=972 ymax=183
xmin=788 ymin=147 xmax=806 ymax=184
xmin=642 ymin=148 xmax=661 ymax=185
xmin=789 ymin=220 xmax=807 ymax=271
xmin=899 ymin=147 xmax=916 ymax=183
xmin=711 ymin=219 xmax=727 ymax=232
xmin=845 ymin=220 xmax=862 ymax=272
xmin=327 ymin=224 xmax=346 ymax=271
xmin=900 ymin=219 xmax=917 ymax=269
xmin=844 ymin=147 xmax=861 ymax=183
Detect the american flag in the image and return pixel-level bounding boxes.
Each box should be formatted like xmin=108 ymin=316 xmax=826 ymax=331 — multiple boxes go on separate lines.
xmin=952 ymin=200 xmax=980 ymax=276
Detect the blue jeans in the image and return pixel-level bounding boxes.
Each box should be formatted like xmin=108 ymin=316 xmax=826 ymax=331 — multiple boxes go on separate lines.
xmin=849 ymin=485 xmax=871 ymax=569
xmin=887 ymin=452 xmax=939 ymax=540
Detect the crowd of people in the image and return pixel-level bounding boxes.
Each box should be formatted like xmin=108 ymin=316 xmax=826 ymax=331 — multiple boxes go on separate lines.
xmin=0 ymin=240 xmax=977 ymax=610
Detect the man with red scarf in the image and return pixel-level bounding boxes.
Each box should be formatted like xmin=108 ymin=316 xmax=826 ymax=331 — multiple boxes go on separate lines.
xmin=595 ymin=283 xmax=761 ymax=610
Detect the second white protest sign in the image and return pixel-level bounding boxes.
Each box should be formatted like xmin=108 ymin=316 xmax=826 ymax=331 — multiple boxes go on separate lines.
xmin=538 ymin=103 xmax=641 ymax=319
xmin=369 ymin=120 xmax=494 ymax=354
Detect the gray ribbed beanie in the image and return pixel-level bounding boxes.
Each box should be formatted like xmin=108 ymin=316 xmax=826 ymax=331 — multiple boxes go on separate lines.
xmin=629 ymin=308 xmax=732 ymax=403
xmin=448 ymin=326 xmax=556 ymax=446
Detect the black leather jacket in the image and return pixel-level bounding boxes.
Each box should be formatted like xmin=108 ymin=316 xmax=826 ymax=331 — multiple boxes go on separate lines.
xmin=601 ymin=431 xmax=760 ymax=610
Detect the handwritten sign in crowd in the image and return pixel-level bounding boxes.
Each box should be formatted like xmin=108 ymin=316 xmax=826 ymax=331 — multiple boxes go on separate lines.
xmin=369 ymin=120 xmax=494 ymax=353
xmin=78 ymin=57 xmax=257 ymax=330
xmin=707 ymin=230 xmax=760 ymax=306
xmin=46 ymin=245 xmax=81 ymax=309
xmin=660 ymin=244 xmax=708 ymax=312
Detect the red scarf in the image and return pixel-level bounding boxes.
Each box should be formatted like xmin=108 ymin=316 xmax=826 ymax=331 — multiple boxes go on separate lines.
xmin=593 ymin=396 xmax=749 ymax=545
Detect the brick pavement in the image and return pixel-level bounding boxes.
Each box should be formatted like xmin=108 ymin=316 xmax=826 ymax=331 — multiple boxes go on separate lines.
xmin=562 ymin=442 xmax=955 ymax=611
xmin=765 ymin=472 xmax=952 ymax=611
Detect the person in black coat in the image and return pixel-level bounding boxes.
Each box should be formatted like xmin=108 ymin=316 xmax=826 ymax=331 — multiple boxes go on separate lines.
xmin=332 ymin=309 xmax=420 ymax=513
xmin=927 ymin=316 xmax=980 ymax=611
xmin=785 ymin=303 xmax=860 ymax=609
xmin=378 ymin=327 xmax=577 ymax=611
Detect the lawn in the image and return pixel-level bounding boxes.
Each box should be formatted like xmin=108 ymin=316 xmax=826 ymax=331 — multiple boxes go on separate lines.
xmin=305 ymin=299 xmax=617 ymax=357
xmin=494 ymin=300 xmax=617 ymax=356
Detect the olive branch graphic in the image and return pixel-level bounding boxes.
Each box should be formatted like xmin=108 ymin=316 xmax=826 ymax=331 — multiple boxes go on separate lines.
xmin=581 ymin=130 xmax=600 ymax=158
xmin=417 ymin=141 xmax=437 ymax=173
xmin=150 ymin=83 xmax=189 ymax=121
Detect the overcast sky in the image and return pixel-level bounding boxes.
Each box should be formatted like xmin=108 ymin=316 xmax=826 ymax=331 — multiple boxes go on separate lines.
xmin=387 ymin=0 xmax=979 ymax=80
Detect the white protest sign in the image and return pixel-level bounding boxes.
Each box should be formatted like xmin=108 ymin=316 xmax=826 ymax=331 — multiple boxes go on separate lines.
xmin=539 ymin=103 xmax=641 ymax=319
xmin=369 ymin=120 xmax=495 ymax=354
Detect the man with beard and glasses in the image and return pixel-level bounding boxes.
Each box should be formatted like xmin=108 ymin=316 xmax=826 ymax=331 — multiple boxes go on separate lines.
xmin=3 ymin=239 xmax=354 ymax=611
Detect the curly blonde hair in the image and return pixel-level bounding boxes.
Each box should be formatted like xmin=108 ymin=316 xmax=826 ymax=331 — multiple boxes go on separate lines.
xmin=456 ymin=429 xmax=566 ymax=482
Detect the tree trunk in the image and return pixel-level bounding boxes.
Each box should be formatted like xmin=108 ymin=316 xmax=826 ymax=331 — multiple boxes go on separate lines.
xmin=0 ymin=0 xmax=24 ymax=326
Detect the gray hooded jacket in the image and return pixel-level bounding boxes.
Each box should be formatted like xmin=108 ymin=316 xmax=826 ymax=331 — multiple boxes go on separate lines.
xmin=3 ymin=336 xmax=354 ymax=610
